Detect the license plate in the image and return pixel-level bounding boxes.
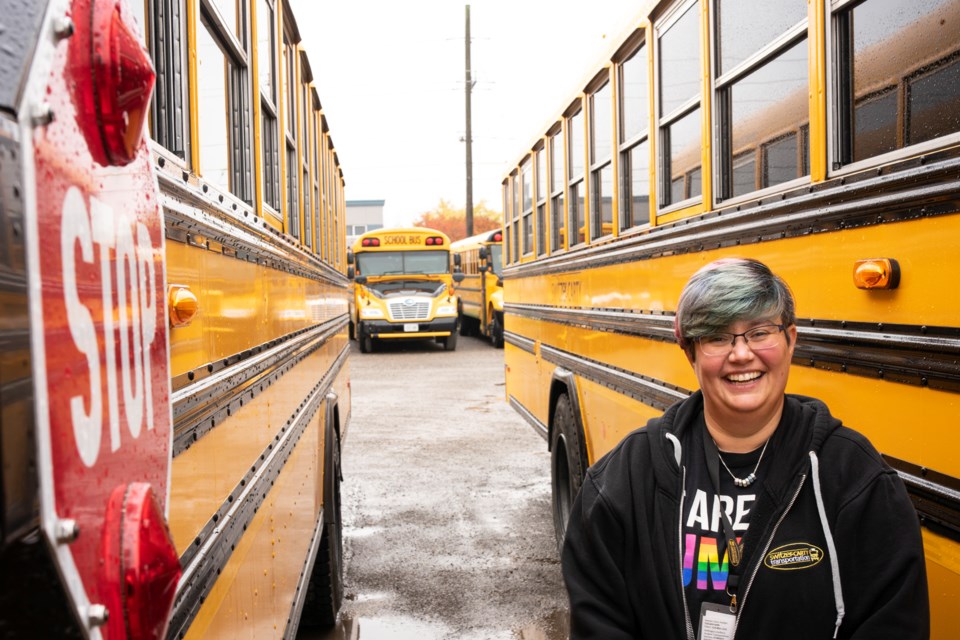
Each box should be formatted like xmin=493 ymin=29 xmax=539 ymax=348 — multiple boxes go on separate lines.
xmin=403 ymin=323 xmax=419 ymax=332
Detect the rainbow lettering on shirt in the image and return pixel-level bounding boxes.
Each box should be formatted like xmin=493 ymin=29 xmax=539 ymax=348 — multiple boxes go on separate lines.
xmin=682 ymin=533 xmax=696 ymax=585
xmin=682 ymin=534 xmax=739 ymax=590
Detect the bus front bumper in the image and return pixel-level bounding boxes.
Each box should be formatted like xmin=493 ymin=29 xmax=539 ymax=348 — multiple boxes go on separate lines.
xmin=360 ymin=317 xmax=458 ymax=339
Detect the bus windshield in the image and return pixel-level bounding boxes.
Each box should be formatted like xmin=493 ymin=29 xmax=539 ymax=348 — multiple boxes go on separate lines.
xmin=357 ymin=250 xmax=450 ymax=276
xmin=488 ymin=245 xmax=503 ymax=277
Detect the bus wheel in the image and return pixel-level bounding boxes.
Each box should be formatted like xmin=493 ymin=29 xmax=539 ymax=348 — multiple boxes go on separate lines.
xmin=550 ymin=393 xmax=587 ymax=555
xmin=459 ymin=314 xmax=470 ymax=336
xmin=301 ymin=437 xmax=343 ymax=628
xmin=359 ymin=333 xmax=374 ymax=353
xmin=443 ymin=329 xmax=458 ymax=351
xmin=490 ymin=311 xmax=504 ymax=349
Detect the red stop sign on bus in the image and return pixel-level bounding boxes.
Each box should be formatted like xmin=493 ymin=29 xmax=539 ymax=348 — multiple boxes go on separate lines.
xmin=21 ymin=0 xmax=177 ymax=636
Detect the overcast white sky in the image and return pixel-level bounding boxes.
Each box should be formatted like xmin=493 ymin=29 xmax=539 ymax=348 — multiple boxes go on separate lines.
xmin=288 ymin=0 xmax=642 ymax=227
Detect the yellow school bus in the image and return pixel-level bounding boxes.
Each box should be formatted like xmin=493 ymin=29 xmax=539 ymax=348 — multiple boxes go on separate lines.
xmin=450 ymin=229 xmax=505 ymax=347
xmin=4 ymin=0 xmax=349 ymax=637
xmin=140 ymin=0 xmax=350 ymax=636
xmin=347 ymin=227 xmax=465 ymax=353
xmin=501 ymin=0 xmax=960 ymax=636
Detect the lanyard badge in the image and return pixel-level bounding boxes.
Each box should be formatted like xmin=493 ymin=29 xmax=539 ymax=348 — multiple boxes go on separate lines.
xmin=702 ymin=428 xmax=747 ymax=611
xmin=699 ymin=602 xmax=737 ymax=640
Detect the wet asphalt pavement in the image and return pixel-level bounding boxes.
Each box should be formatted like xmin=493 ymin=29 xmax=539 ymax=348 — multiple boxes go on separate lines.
xmin=298 ymin=335 xmax=569 ymax=640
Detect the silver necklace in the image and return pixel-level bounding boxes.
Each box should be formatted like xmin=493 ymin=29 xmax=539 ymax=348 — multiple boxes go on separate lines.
xmin=716 ymin=439 xmax=769 ymax=488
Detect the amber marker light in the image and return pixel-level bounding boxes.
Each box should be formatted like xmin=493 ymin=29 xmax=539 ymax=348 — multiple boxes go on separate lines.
xmin=853 ymin=258 xmax=900 ymax=290
xmin=168 ymin=285 xmax=199 ymax=327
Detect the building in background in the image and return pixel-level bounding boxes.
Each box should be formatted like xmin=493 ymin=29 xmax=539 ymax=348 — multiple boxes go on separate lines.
xmin=346 ymin=199 xmax=385 ymax=245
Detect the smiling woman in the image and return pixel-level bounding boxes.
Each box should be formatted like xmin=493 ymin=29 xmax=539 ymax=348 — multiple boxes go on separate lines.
xmin=563 ymin=258 xmax=929 ymax=639
xmin=676 ymin=260 xmax=798 ymax=452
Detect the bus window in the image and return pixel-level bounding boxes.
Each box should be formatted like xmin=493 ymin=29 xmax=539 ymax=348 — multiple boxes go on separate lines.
xmin=657 ymin=0 xmax=702 ymax=210
xmin=618 ymin=40 xmax=650 ymax=231
xmin=836 ymin=0 xmax=960 ymax=166
xmin=590 ymin=78 xmax=614 ymax=240
xmin=567 ymin=106 xmax=586 ymax=245
xmin=550 ymin=131 xmax=566 ymax=251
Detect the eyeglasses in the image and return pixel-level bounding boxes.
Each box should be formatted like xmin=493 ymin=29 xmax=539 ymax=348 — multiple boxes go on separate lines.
xmin=694 ymin=324 xmax=786 ymax=357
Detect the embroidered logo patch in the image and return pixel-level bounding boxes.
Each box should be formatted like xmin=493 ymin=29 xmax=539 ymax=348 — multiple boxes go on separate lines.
xmin=764 ymin=543 xmax=824 ymax=570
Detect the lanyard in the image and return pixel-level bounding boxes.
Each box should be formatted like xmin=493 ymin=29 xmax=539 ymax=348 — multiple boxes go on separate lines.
xmin=702 ymin=427 xmax=744 ymax=612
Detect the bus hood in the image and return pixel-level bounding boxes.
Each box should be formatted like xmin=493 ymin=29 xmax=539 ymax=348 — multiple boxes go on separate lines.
xmin=365 ymin=279 xmax=448 ymax=298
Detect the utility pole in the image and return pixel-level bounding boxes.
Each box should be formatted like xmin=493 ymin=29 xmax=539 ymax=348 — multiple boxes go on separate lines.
xmin=464 ymin=4 xmax=474 ymax=237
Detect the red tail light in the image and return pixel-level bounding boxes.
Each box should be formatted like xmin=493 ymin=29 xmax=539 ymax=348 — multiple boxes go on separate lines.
xmin=361 ymin=237 xmax=380 ymax=247
xmin=102 ymin=483 xmax=181 ymax=640
xmin=492 ymin=232 xmax=502 ymax=242
xmin=426 ymin=236 xmax=444 ymax=246
xmin=69 ymin=0 xmax=156 ymax=166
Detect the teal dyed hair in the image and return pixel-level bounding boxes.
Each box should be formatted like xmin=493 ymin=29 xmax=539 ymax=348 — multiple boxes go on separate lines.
xmin=674 ymin=258 xmax=796 ymax=356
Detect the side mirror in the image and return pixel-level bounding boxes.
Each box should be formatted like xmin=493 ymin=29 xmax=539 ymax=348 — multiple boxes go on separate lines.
xmin=347 ymin=265 xmax=355 ymax=279
xmin=355 ymin=275 xmax=367 ymax=285
xmin=478 ymin=246 xmax=489 ymax=261
xmin=453 ymin=253 xmax=462 ymax=267
xmin=453 ymin=272 xmax=466 ymax=284
xmin=346 ymin=250 xmax=354 ymax=265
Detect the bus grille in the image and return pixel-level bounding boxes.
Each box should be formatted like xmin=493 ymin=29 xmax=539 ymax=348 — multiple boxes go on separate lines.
xmin=389 ymin=300 xmax=431 ymax=321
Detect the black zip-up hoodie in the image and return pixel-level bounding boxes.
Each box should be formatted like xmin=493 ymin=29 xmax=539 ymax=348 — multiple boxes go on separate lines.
xmin=562 ymin=392 xmax=929 ymax=639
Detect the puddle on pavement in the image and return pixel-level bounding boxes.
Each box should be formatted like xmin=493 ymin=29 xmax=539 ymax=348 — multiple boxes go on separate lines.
xmin=344 ymin=525 xmax=383 ymax=538
xmin=301 ymin=614 xmax=449 ymax=640
xmin=300 ymin=609 xmax=569 ymax=640
xmin=514 ymin=609 xmax=569 ymax=639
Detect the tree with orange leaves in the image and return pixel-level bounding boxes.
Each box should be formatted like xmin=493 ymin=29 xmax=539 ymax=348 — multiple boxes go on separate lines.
xmin=410 ymin=199 xmax=502 ymax=241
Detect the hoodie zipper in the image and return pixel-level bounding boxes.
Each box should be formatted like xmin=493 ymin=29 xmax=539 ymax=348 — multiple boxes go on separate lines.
xmin=733 ymin=472 xmax=808 ymax=635
xmin=678 ymin=464 xmax=695 ymax=640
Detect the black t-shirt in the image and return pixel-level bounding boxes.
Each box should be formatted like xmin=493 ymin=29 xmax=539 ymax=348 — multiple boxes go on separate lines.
xmin=682 ymin=413 xmax=766 ymax=626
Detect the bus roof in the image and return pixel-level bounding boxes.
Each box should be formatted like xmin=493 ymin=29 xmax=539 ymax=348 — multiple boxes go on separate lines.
xmin=450 ymin=229 xmax=504 ymax=253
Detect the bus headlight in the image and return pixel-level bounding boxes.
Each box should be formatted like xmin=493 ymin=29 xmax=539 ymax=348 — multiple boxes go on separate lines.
xmin=436 ymin=305 xmax=456 ymax=316
xmin=360 ymin=308 xmax=384 ymax=319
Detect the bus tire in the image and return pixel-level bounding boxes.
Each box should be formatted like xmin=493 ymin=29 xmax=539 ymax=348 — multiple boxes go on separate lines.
xmin=301 ymin=437 xmax=344 ymax=628
xmin=490 ymin=310 xmax=504 ymax=349
xmin=551 ymin=393 xmax=587 ymax=555
xmin=356 ymin=323 xmax=373 ymax=353
xmin=359 ymin=336 xmax=373 ymax=353
xmin=459 ymin=315 xmax=470 ymax=336
xmin=443 ymin=329 xmax=458 ymax=351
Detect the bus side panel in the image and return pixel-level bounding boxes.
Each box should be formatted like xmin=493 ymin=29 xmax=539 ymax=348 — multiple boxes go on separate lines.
xmin=788 ymin=367 xmax=958 ymax=479
xmin=512 ymin=214 xmax=960 ymax=327
xmin=169 ymin=338 xmax=345 ymax=551
xmin=576 ymin=378 xmax=662 ymax=464
xmin=181 ymin=403 xmax=324 ymax=639
xmin=458 ymin=272 xmax=484 ymax=323
xmin=165 ymin=243 xmax=346 ymax=378
xmin=503 ymin=314 xmax=550 ymax=423
xmin=923 ymin=530 xmax=960 ymax=640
